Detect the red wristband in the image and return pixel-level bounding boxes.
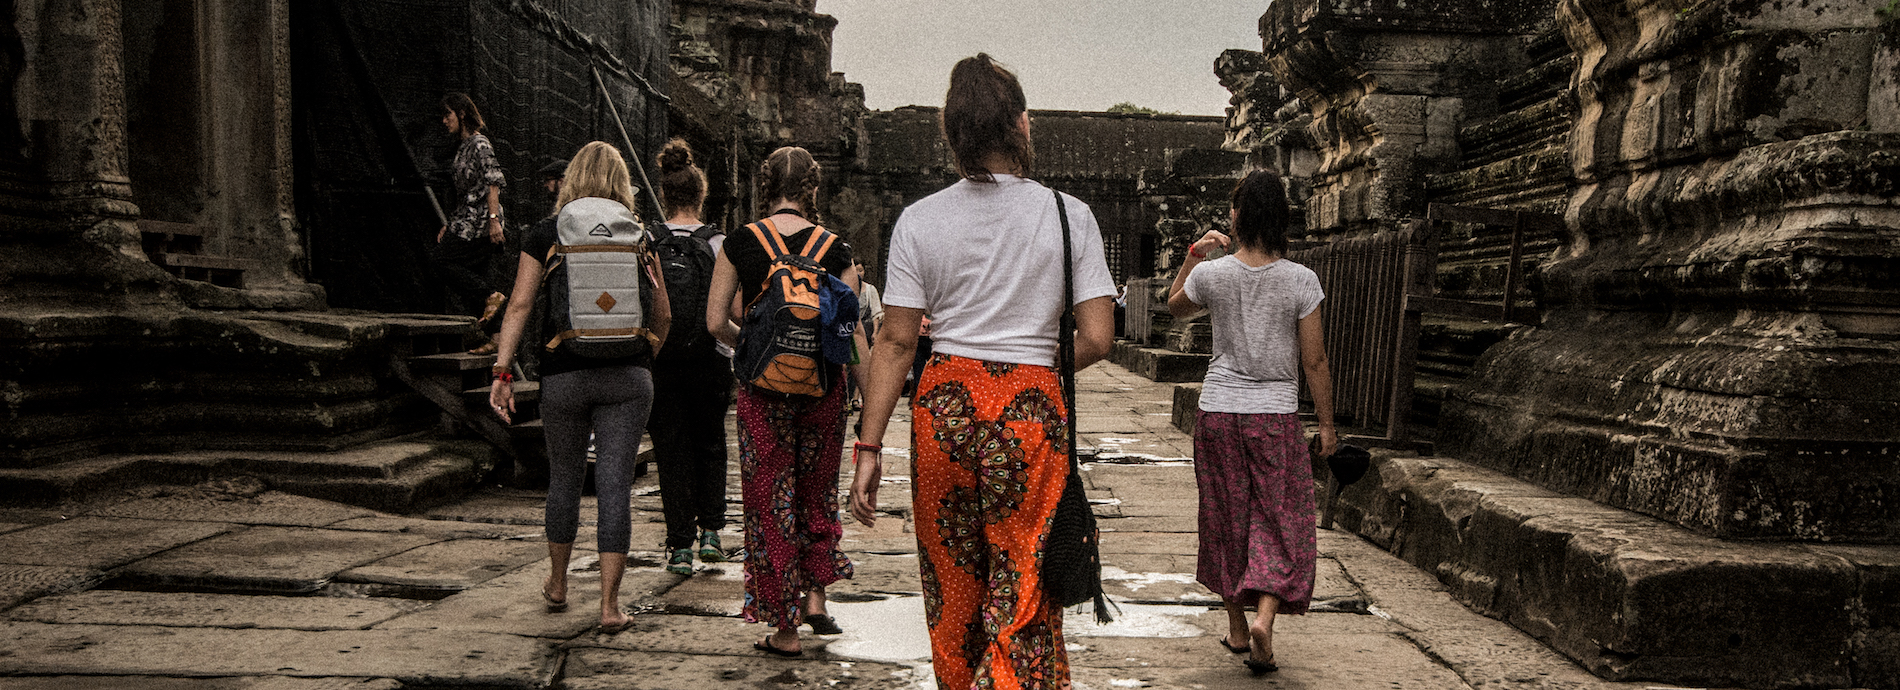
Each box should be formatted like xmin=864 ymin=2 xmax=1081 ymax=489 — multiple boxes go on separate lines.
xmin=1189 ymin=246 xmax=1206 ymax=259
xmin=853 ymin=441 xmax=882 ymax=455
xmin=493 ymin=371 xmax=515 ymax=383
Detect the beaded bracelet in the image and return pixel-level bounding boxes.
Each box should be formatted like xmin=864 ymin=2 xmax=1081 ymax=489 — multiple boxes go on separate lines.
xmin=1189 ymin=245 xmax=1207 ymax=259
xmin=493 ymin=370 xmax=515 ymax=383
xmin=853 ymin=441 xmax=882 ymax=455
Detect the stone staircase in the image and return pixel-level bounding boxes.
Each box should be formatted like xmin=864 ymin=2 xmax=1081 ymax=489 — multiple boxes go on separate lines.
xmin=138 ymin=220 xmax=258 ymax=289
xmin=0 ymin=312 xmax=547 ymax=513
xmin=381 ymin=317 xmax=550 ymax=486
xmin=0 ymin=437 xmax=494 ymax=514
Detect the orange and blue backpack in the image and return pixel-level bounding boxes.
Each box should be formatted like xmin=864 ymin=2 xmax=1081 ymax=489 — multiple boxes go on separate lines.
xmin=734 ymin=219 xmax=859 ymax=397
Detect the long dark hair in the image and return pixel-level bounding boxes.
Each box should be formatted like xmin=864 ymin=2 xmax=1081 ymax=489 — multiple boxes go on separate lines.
xmin=441 ymin=92 xmax=486 ymax=135
xmin=942 ymin=53 xmax=1032 ymax=183
xmin=1231 ymin=170 xmax=1291 ymax=256
xmin=759 ymin=146 xmax=821 ymax=218
xmin=655 ymin=138 xmax=706 ymax=218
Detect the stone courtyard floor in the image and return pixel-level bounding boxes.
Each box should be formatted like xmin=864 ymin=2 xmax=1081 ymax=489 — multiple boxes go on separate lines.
xmin=0 ymin=362 xmax=1668 ymax=690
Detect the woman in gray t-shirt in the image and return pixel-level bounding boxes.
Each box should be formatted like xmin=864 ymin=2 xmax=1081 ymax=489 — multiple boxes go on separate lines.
xmin=1166 ymin=170 xmax=1337 ymax=676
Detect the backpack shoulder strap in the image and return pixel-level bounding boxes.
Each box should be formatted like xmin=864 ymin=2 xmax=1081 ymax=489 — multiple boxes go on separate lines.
xmin=800 ymin=227 xmax=837 ymax=264
xmin=691 ymin=223 xmax=723 ymax=242
xmin=747 ymin=220 xmax=790 ymax=260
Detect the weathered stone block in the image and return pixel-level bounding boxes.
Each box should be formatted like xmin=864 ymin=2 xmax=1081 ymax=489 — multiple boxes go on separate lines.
xmin=1163 ymin=321 xmax=1211 ymax=354
xmin=1441 ymin=307 xmax=1900 ymax=541
xmin=1333 ymin=453 xmax=1895 ymax=689
xmin=337 ymin=538 xmax=548 ymax=595
xmin=0 ymin=517 xmax=232 ymax=570
xmin=0 ymin=565 xmax=105 ymax=611
xmin=6 ymin=590 xmax=413 ymax=630
xmin=116 ymin=526 xmax=438 ymax=594
xmin=0 ymin=622 xmax=561 ymax=685
xmin=1162 ymin=148 xmax=1246 ymax=179
xmin=1171 ymin=384 xmax=1202 ymax=436
xmin=1108 ymin=343 xmax=1209 ymax=384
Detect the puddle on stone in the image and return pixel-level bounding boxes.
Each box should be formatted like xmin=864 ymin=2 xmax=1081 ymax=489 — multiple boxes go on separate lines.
xmin=1100 ymin=566 xmax=1198 ymax=592
xmin=821 ymin=595 xmax=934 ymax=662
xmin=1063 ymin=602 xmax=1207 ymax=638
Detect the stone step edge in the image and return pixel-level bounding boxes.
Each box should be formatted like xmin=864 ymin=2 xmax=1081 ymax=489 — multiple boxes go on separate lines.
xmin=0 ymin=437 xmax=493 ymax=510
xmin=1330 ymin=451 xmax=1900 ymax=690
xmin=1108 ymin=341 xmax=1210 ymax=384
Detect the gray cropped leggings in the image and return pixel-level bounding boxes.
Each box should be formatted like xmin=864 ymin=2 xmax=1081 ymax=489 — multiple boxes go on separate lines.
xmin=541 ymin=364 xmax=653 ymax=554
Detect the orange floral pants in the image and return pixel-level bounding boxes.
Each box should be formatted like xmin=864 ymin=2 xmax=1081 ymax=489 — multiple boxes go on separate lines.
xmin=912 ymin=353 xmax=1071 ymax=690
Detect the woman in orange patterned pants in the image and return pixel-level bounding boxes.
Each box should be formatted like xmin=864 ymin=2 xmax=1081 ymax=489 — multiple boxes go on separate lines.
xmin=848 ymin=54 xmax=1120 ymax=690
xmin=910 ymin=354 xmax=1074 ymax=688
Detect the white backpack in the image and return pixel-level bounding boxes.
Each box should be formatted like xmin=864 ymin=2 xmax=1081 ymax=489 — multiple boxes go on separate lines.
xmin=541 ymin=197 xmax=656 ymax=359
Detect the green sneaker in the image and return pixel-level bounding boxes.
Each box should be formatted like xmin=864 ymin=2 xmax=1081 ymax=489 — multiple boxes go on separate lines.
xmin=697 ymin=530 xmax=724 ymax=563
xmin=666 ymin=548 xmax=694 ymax=575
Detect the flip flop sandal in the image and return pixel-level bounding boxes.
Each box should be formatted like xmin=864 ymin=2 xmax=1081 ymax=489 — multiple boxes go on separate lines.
xmin=597 ymin=610 xmax=632 ymax=635
xmin=1218 ymin=637 xmax=1248 ymax=654
xmin=754 ymin=636 xmax=803 ymax=657
xmin=804 ymin=613 xmax=843 ymax=635
xmin=542 ymin=580 xmax=568 ymax=613
xmin=1245 ymin=657 xmax=1279 ymax=676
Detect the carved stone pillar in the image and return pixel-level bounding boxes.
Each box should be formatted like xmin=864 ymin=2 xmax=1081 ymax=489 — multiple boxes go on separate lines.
xmin=3 ymin=0 xmax=172 ymax=305
xmin=1440 ymin=0 xmax=1900 ymax=541
xmin=1259 ymin=0 xmax=1560 ymax=239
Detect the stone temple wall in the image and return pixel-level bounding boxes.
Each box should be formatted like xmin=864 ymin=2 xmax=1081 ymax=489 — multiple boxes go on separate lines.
xmin=843 ymin=106 xmax=1224 ymax=287
xmin=667 ymin=0 xmax=867 ymax=237
xmin=296 ymin=0 xmax=673 ymax=313
xmin=1442 ymin=0 xmax=1900 ymax=543
xmin=0 ymin=0 xmax=672 ymax=467
xmin=1247 ymin=0 xmax=1900 ymax=686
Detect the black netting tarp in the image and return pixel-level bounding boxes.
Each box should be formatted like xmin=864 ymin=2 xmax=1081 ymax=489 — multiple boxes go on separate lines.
xmin=293 ymin=0 xmax=670 ymax=312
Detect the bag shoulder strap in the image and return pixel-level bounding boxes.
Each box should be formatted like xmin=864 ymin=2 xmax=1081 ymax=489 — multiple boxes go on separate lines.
xmin=799 ymin=227 xmax=837 ymax=265
xmin=690 ymin=223 xmax=723 ymax=242
xmin=749 ymin=219 xmax=792 ymax=260
xmin=1054 ymin=190 xmax=1079 ymax=473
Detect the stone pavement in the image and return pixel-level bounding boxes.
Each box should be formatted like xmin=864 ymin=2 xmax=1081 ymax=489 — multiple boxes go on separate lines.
xmin=0 ymin=363 xmax=1666 ymax=690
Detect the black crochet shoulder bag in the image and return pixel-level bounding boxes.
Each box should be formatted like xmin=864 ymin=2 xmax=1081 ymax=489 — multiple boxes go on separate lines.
xmin=1043 ymin=190 xmax=1113 ymax=622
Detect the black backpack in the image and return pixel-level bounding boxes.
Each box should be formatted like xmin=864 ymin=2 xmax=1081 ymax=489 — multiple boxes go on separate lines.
xmin=653 ymin=224 xmax=723 ymax=354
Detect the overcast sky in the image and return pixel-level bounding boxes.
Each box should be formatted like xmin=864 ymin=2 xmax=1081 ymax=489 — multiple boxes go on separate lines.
xmin=819 ymin=1 xmax=1268 ymax=116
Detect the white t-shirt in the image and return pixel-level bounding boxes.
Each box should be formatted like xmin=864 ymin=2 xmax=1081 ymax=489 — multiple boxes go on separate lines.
xmin=884 ymin=175 xmax=1118 ymax=367
xmin=1183 ymin=256 xmax=1324 ymax=414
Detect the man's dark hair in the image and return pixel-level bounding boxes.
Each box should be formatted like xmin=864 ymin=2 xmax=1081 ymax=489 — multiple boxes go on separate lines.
xmin=1231 ymin=170 xmax=1291 ymax=256
xmin=942 ymin=53 xmax=1032 ymax=183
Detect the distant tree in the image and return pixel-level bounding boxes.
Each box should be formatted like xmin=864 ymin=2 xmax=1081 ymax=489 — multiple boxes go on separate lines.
xmin=1106 ymin=102 xmax=1175 ymax=115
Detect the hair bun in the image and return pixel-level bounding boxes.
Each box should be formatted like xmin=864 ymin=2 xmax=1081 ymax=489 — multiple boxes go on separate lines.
xmin=658 ymin=139 xmax=695 ymax=172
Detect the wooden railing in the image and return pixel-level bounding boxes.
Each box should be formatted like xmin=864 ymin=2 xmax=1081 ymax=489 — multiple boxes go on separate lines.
xmin=1293 ymin=204 xmax=1558 ymax=445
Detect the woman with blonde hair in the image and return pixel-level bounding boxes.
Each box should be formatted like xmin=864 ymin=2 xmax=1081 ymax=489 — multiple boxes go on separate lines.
xmin=488 ymin=140 xmax=669 ymax=634
xmin=706 ymin=145 xmax=867 ymax=657
xmin=850 ymin=54 xmax=1117 ymax=688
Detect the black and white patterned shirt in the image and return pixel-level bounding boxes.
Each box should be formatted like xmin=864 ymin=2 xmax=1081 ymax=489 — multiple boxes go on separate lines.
xmin=448 ymin=133 xmax=506 ymax=241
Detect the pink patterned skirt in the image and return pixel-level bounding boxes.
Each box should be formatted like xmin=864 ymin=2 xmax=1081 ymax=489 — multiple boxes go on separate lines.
xmin=1193 ymin=411 xmax=1317 ymax=614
